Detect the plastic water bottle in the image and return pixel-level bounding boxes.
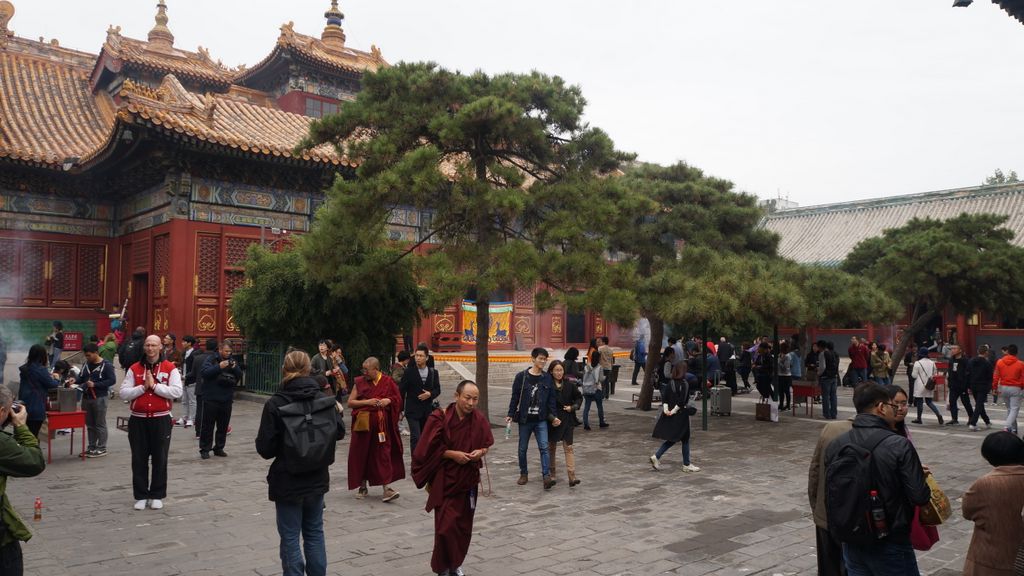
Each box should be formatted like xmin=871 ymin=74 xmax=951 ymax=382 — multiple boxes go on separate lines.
xmin=869 ymin=490 xmax=888 ymax=538
xmin=33 ymin=497 xmax=41 ymax=521
xmin=505 ymin=422 xmax=512 ymax=440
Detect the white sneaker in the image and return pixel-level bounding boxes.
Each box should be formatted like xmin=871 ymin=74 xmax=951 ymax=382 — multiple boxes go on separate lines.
xmin=682 ymin=464 xmax=701 ymax=473
xmin=150 ymin=499 xmax=163 ymax=510
xmin=185 ymin=420 xmax=194 ymax=428
xmin=133 ymin=499 xmax=147 ymax=511
xmin=968 ymin=425 xmax=978 ymax=432
xmin=649 ymin=455 xmax=660 ymax=470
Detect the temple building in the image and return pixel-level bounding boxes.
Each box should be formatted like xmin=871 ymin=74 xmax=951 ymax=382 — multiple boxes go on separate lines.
xmin=0 ymin=1 xmax=615 ymax=352
xmin=760 ymin=183 xmax=1024 ymax=353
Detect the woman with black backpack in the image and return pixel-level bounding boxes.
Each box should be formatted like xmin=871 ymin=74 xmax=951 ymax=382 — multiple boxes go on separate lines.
xmin=255 ymin=350 xmax=345 ymax=576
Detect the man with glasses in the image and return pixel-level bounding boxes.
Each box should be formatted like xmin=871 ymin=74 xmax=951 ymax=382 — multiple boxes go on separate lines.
xmin=506 ymin=348 xmax=560 ymax=490
xmin=824 ymin=383 xmax=931 ymax=575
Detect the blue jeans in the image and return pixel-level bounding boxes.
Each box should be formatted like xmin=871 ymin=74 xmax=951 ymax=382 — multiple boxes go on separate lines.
xmin=852 ymin=368 xmax=868 ymax=385
xmin=583 ymin=394 xmax=605 ymax=427
xmin=275 ymin=494 xmax=327 ymax=576
xmin=872 ymin=376 xmax=890 ymax=386
xmin=49 ymin=347 xmax=63 ymax=372
xmin=819 ymin=376 xmax=838 ymax=419
xmin=655 ymin=440 xmax=690 ymax=466
xmin=842 ymin=540 xmax=919 ymax=576
xmin=517 ymin=420 xmax=550 ymax=476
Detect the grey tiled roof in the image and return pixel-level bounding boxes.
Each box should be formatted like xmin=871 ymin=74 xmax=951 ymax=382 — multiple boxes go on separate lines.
xmin=759 ymin=183 xmax=1024 ymax=266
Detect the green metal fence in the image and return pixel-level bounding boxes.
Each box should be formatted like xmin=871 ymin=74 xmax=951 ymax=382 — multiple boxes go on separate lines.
xmin=241 ymin=342 xmax=285 ymax=395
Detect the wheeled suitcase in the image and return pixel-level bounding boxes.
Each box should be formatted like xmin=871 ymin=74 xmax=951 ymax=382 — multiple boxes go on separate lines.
xmin=709 ymin=385 xmax=731 ymax=416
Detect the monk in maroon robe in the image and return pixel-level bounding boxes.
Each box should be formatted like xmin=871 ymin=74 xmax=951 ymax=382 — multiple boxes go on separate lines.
xmin=412 ymin=381 xmax=494 ymax=576
xmin=347 ymin=357 xmax=404 ymax=501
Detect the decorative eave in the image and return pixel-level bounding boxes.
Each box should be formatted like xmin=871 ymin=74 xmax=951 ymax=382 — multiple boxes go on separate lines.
xmin=235 ymin=21 xmax=385 ymax=87
xmin=90 ymin=25 xmax=234 ymax=93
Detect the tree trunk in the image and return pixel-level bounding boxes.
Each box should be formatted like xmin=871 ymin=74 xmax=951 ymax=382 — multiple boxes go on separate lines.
xmin=475 ymin=297 xmax=490 ymax=420
xmin=890 ymin=307 xmax=939 ymax=382
xmin=637 ymin=316 xmax=664 ymax=411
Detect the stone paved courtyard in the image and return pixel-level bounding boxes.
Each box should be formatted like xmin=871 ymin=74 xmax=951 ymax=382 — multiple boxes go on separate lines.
xmin=9 ymin=367 xmax=998 ymax=576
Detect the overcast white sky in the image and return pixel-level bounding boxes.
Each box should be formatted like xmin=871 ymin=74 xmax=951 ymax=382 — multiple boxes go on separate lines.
xmin=8 ymin=1 xmax=1024 ymax=206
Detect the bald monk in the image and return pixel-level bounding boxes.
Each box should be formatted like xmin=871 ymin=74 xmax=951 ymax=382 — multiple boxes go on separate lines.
xmin=347 ymin=356 xmax=404 ymax=502
xmin=412 ymin=380 xmax=494 ymax=576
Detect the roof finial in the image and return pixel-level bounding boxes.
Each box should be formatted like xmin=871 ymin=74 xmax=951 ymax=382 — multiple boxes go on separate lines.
xmin=148 ymin=0 xmax=174 ymax=50
xmin=0 ymin=1 xmax=15 ymax=46
xmin=321 ymin=0 xmax=346 ymax=50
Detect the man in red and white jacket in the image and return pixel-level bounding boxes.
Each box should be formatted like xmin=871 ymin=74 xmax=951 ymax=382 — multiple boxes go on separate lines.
xmin=119 ymin=335 xmax=182 ymax=511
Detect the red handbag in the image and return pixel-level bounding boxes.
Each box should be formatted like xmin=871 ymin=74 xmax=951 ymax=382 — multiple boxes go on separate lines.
xmin=910 ymin=506 xmax=939 ymax=551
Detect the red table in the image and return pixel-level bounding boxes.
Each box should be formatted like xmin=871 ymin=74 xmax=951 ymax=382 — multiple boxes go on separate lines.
xmin=45 ymin=410 xmax=86 ymax=464
xmin=792 ymin=383 xmax=818 ymax=418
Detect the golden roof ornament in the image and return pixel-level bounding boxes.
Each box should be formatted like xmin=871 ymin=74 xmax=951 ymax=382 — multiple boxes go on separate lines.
xmin=148 ymin=0 xmax=174 ymax=50
xmin=321 ymin=0 xmax=346 ymax=50
xmin=0 ymin=1 xmax=15 ymax=48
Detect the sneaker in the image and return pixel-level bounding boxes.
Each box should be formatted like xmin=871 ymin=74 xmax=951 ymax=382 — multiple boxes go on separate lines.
xmin=356 ymin=486 xmax=368 ymax=499
xmin=517 ymin=474 xmax=528 ymax=485
xmin=454 ymin=568 xmax=466 ymax=576
xmin=150 ymin=499 xmax=163 ymax=510
xmin=382 ymin=487 xmax=400 ymax=502
xmin=200 ymin=451 xmax=211 ymax=460
xmin=910 ymin=419 xmax=923 ymax=424
xmin=87 ymin=449 xmax=107 ymax=458
xmin=968 ymin=425 xmax=979 ymax=432
xmin=649 ymin=455 xmax=661 ymax=470
xmin=185 ymin=420 xmax=193 ymax=428
xmin=936 ymin=415 xmax=945 ymax=426
xmin=213 ymin=449 xmax=228 ymax=457
xmin=583 ymin=425 xmax=592 ymax=431
xmin=174 ymin=418 xmax=184 ymax=426
xmin=80 ymin=449 xmax=93 ymax=457
xmin=946 ymin=420 xmax=959 ymax=426
xmin=543 ymin=475 xmax=556 ymax=490
xmin=599 ymin=422 xmax=610 ymax=428
xmin=133 ymin=499 xmax=147 ymax=511
xmin=984 ymin=421 xmax=992 ymax=429
xmin=682 ymin=464 xmax=701 ymax=473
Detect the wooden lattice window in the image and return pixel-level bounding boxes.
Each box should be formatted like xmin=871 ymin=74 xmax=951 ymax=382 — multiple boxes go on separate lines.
xmin=153 ymin=235 xmax=170 ymax=298
xmin=196 ymin=235 xmax=221 ymax=296
xmin=20 ymin=243 xmax=46 ymax=305
xmin=49 ymin=244 xmax=77 ymax=306
xmin=133 ymin=240 xmax=150 ymax=273
xmin=225 ymin=237 xmax=258 ymax=267
xmin=77 ymin=245 xmax=104 ymax=307
xmin=0 ymin=239 xmax=17 ymax=304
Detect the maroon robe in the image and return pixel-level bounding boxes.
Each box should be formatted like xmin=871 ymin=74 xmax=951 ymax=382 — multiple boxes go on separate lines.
xmin=347 ymin=373 xmax=404 ymax=490
xmin=412 ymin=403 xmax=494 ymax=574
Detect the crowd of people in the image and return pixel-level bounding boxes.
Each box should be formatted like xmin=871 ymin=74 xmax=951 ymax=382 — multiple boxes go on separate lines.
xmin=6 ymin=324 xmax=1024 ymax=576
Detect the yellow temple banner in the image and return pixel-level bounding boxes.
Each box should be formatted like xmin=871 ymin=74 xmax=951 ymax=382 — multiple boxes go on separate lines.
xmin=461 ymin=301 xmax=513 ymax=344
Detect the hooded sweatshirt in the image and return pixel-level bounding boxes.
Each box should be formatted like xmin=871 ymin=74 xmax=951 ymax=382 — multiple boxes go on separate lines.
xmin=993 ymin=354 xmax=1024 ymax=388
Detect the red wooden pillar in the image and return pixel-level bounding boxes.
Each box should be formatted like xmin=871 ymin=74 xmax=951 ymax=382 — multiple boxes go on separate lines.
xmin=866 ymin=323 xmax=875 ymax=342
xmin=956 ymin=313 xmax=969 ymax=351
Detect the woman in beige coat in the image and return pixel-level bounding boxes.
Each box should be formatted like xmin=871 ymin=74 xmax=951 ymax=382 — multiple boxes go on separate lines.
xmin=962 ymin=431 xmax=1024 ymax=576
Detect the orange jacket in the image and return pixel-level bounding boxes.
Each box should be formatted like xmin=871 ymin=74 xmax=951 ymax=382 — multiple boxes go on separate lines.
xmin=993 ymin=355 xmax=1024 ymax=388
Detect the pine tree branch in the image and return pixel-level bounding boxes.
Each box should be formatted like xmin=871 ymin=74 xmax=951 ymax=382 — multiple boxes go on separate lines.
xmin=386 ymin=222 xmax=454 ymax=266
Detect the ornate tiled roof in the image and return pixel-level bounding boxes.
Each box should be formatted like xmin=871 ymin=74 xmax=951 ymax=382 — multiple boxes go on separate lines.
xmin=119 ymin=75 xmax=351 ymax=166
xmin=237 ymin=20 xmax=385 ymax=84
xmin=759 ymin=184 xmax=1024 ymax=266
xmin=0 ymin=37 xmax=115 ymax=167
xmin=99 ymin=26 xmax=233 ymax=89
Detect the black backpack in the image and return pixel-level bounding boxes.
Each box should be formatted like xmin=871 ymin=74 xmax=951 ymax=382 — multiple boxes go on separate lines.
xmin=825 ymin=429 xmax=889 ymax=544
xmin=276 ymin=394 xmax=342 ymax=474
xmin=118 ymin=338 xmax=142 ymax=370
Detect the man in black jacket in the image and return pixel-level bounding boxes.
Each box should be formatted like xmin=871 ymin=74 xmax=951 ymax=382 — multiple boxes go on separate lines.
xmin=76 ymin=342 xmax=116 ymax=457
xmin=817 ymin=341 xmax=840 ymax=420
xmin=399 ymin=344 xmax=441 ymax=454
xmin=825 ymin=382 xmax=930 ymax=574
xmin=192 ymin=338 xmax=217 ymax=439
xmin=945 ymin=344 xmax=974 ymax=426
xmin=199 ymin=341 xmax=241 ymax=459
xmin=967 ymin=345 xmax=994 ymax=431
